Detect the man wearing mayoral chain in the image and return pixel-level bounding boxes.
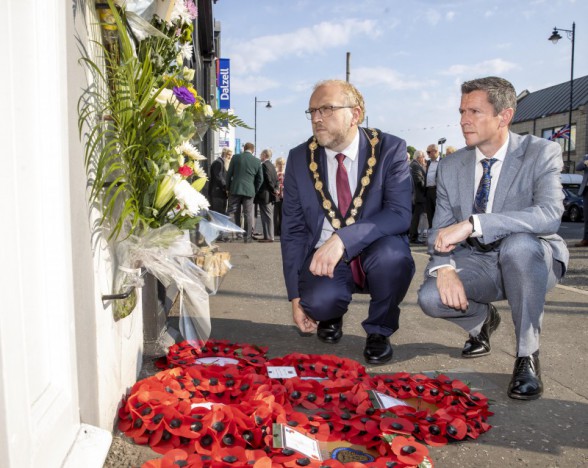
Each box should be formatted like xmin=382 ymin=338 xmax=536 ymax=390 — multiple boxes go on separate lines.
xmin=281 ymin=79 xmax=415 ymax=365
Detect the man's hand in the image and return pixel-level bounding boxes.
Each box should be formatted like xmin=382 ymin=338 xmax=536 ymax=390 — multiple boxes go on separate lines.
xmin=435 ymin=220 xmax=473 ymax=253
xmin=292 ymin=298 xmax=317 ymax=333
xmin=436 ymin=267 xmax=468 ymax=311
xmin=309 ymin=234 xmax=345 ymax=278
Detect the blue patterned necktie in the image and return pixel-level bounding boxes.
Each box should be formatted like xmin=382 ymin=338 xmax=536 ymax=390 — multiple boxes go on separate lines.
xmin=473 ymin=158 xmax=498 ymax=214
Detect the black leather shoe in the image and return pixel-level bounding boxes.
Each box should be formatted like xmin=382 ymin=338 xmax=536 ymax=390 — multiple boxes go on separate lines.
xmin=462 ymin=304 xmax=501 ymax=358
xmin=317 ymin=318 xmax=343 ymax=344
xmin=363 ymin=334 xmax=393 ymax=365
xmin=508 ymin=355 xmax=543 ymax=400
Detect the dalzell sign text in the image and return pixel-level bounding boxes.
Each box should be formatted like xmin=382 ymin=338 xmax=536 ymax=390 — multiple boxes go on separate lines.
xmin=218 ymin=58 xmax=230 ymax=110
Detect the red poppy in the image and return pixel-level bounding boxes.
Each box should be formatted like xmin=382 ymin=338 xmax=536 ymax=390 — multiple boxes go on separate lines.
xmin=276 ymin=410 xmax=310 ymax=429
xmin=380 ymin=416 xmax=415 ymax=436
xmin=417 ymin=416 xmax=448 ymax=447
xmin=141 ymin=448 xmax=199 ymax=468
xmin=391 ymin=435 xmax=429 ymax=465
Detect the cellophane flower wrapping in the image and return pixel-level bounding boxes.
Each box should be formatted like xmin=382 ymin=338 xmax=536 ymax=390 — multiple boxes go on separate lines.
xmin=113 ymin=224 xmax=216 ymax=344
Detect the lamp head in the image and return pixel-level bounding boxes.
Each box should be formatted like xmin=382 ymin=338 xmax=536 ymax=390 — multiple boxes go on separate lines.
xmin=266 ymin=101 xmax=272 ymax=109
xmin=438 ymin=137 xmax=447 ymax=145
xmin=549 ymin=28 xmax=562 ymax=44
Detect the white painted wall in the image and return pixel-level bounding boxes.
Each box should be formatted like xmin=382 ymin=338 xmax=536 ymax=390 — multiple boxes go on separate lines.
xmin=0 ymin=1 xmax=148 ymax=465
xmin=68 ymin=1 xmax=146 ymax=431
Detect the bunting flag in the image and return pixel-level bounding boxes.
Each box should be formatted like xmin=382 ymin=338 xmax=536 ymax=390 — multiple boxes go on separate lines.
xmin=549 ymin=124 xmax=571 ymax=140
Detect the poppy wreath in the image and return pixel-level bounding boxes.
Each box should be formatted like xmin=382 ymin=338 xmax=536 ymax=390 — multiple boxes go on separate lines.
xmin=156 ymin=339 xmax=268 ymax=370
xmin=118 ymin=340 xmax=493 ymax=467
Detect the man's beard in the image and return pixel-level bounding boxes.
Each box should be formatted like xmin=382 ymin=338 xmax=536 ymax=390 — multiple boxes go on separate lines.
xmin=314 ymin=129 xmax=346 ymax=150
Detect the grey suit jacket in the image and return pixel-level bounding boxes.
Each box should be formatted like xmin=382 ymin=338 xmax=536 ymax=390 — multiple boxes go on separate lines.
xmin=426 ymin=131 xmax=569 ymax=274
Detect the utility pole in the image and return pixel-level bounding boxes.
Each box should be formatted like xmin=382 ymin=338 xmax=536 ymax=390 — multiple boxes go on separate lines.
xmin=346 ymin=52 xmax=350 ymax=82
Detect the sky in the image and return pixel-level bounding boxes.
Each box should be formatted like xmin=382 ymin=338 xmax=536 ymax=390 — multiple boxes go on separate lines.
xmin=212 ymin=0 xmax=588 ymax=159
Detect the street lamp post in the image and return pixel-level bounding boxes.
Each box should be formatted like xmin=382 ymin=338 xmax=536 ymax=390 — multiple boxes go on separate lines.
xmin=438 ymin=137 xmax=446 ymax=158
xmin=548 ymin=22 xmax=575 ymax=171
xmin=254 ymin=97 xmax=272 ymax=155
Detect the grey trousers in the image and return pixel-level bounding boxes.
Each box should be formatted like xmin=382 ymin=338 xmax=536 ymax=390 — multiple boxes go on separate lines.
xmin=418 ymin=233 xmax=563 ymax=357
xmin=227 ymin=194 xmax=254 ymax=240
xmin=259 ymin=202 xmax=274 ymax=240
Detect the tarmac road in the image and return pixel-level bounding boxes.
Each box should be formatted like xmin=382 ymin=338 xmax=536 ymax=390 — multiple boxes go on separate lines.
xmin=104 ymin=221 xmax=588 ymax=468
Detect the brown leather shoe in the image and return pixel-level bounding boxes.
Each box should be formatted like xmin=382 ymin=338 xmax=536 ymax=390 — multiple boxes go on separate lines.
xmin=574 ymin=239 xmax=588 ymax=247
xmin=462 ymin=304 xmax=501 ymax=358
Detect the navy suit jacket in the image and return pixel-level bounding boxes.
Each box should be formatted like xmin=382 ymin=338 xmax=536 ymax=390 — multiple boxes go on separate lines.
xmin=281 ymin=128 xmax=412 ymax=300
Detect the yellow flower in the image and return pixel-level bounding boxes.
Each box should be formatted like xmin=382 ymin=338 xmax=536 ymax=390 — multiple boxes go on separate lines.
xmin=154 ymin=172 xmax=181 ymax=209
xmin=187 ymin=86 xmax=198 ymax=100
xmin=191 ymin=177 xmax=207 ymax=193
xmin=182 ymin=66 xmax=195 ymax=81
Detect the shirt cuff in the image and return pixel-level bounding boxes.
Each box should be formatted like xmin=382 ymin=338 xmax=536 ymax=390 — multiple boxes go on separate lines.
xmin=428 ymin=264 xmax=456 ymax=277
xmin=470 ymin=214 xmax=483 ymax=238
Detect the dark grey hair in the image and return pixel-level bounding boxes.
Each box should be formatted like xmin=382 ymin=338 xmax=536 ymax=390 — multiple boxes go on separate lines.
xmin=461 ymin=76 xmax=517 ymax=115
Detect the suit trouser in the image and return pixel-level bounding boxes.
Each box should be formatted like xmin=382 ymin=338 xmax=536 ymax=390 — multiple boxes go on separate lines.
xmin=259 ymin=202 xmax=274 ymax=240
xmin=210 ymin=196 xmax=227 ymax=215
xmin=417 ymin=233 xmax=564 ymax=357
xmin=298 ymin=235 xmax=415 ymax=337
xmin=425 ymin=187 xmax=436 ymax=228
xmin=227 ymin=194 xmax=254 ymax=240
xmin=409 ymin=202 xmax=425 ymax=240
xmin=274 ymin=200 xmax=283 ymax=237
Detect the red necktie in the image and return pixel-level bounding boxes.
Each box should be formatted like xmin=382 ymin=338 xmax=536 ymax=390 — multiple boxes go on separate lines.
xmin=335 ymin=154 xmax=365 ymax=288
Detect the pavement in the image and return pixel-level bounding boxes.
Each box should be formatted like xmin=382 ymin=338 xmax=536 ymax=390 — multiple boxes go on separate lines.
xmin=104 ymin=222 xmax=588 ymax=468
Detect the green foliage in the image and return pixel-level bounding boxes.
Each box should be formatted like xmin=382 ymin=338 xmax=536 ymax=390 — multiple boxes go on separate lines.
xmin=77 ymin=0 xmax=248 ymax=240
xmin=407 ymin=145 xmax=416 ymax=159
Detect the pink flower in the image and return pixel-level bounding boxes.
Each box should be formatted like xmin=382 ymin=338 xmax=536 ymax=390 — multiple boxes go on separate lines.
xmin=185 ymin=1 xmax=198 ymax=20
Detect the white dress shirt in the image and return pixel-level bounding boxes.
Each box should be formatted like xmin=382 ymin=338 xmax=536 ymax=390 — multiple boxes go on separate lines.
xmin=471 ymin=136 xmax=510 ymax=236
xmin=426 ymin=160 xmax=438 ymax=187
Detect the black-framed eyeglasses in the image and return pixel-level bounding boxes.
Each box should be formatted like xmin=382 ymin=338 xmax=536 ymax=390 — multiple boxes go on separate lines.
xmin=304 ymin=105 xmax=354 ymax=120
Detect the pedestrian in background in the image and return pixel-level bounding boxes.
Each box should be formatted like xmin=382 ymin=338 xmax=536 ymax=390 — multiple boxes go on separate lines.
xmin=409 ymin=150 xmax=427 ymax=244
xmin=208 ymin=148 xmax=232 ymax=214
xmin=227 ymin=142 xmax=263 ymax=243
xmin=255 ymin=149 xmax=279 ymax=242
xmin=425 ymin=143 xmax=439 ymax=228
xmin=575 ymin=154 xmax=588 ymax=247
xmin=445 ymin=146 xmax=457 ymax=156
xmin=274 ymin=157 xmax=286 ymax=237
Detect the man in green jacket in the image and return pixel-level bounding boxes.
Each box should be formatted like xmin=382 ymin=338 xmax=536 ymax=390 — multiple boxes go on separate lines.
xmin=227 ymin=142 xmax=264 ymax=242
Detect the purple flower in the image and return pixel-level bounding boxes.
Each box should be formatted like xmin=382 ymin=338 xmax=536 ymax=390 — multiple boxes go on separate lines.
xmin=173 ymin=86 xmax=196 ymax=105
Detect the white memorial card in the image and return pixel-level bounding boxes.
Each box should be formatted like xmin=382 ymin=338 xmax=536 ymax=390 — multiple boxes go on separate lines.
xmin=266 ymin=366 xmax=298 ymax=379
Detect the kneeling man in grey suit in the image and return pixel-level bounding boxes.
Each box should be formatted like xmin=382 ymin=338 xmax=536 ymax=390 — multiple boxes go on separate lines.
xmin=417 ymin=76 xmax=569 ymax=400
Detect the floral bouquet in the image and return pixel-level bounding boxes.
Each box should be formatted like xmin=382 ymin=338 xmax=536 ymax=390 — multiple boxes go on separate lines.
xmin=78 ymin=0 xmax=247 ymax=341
